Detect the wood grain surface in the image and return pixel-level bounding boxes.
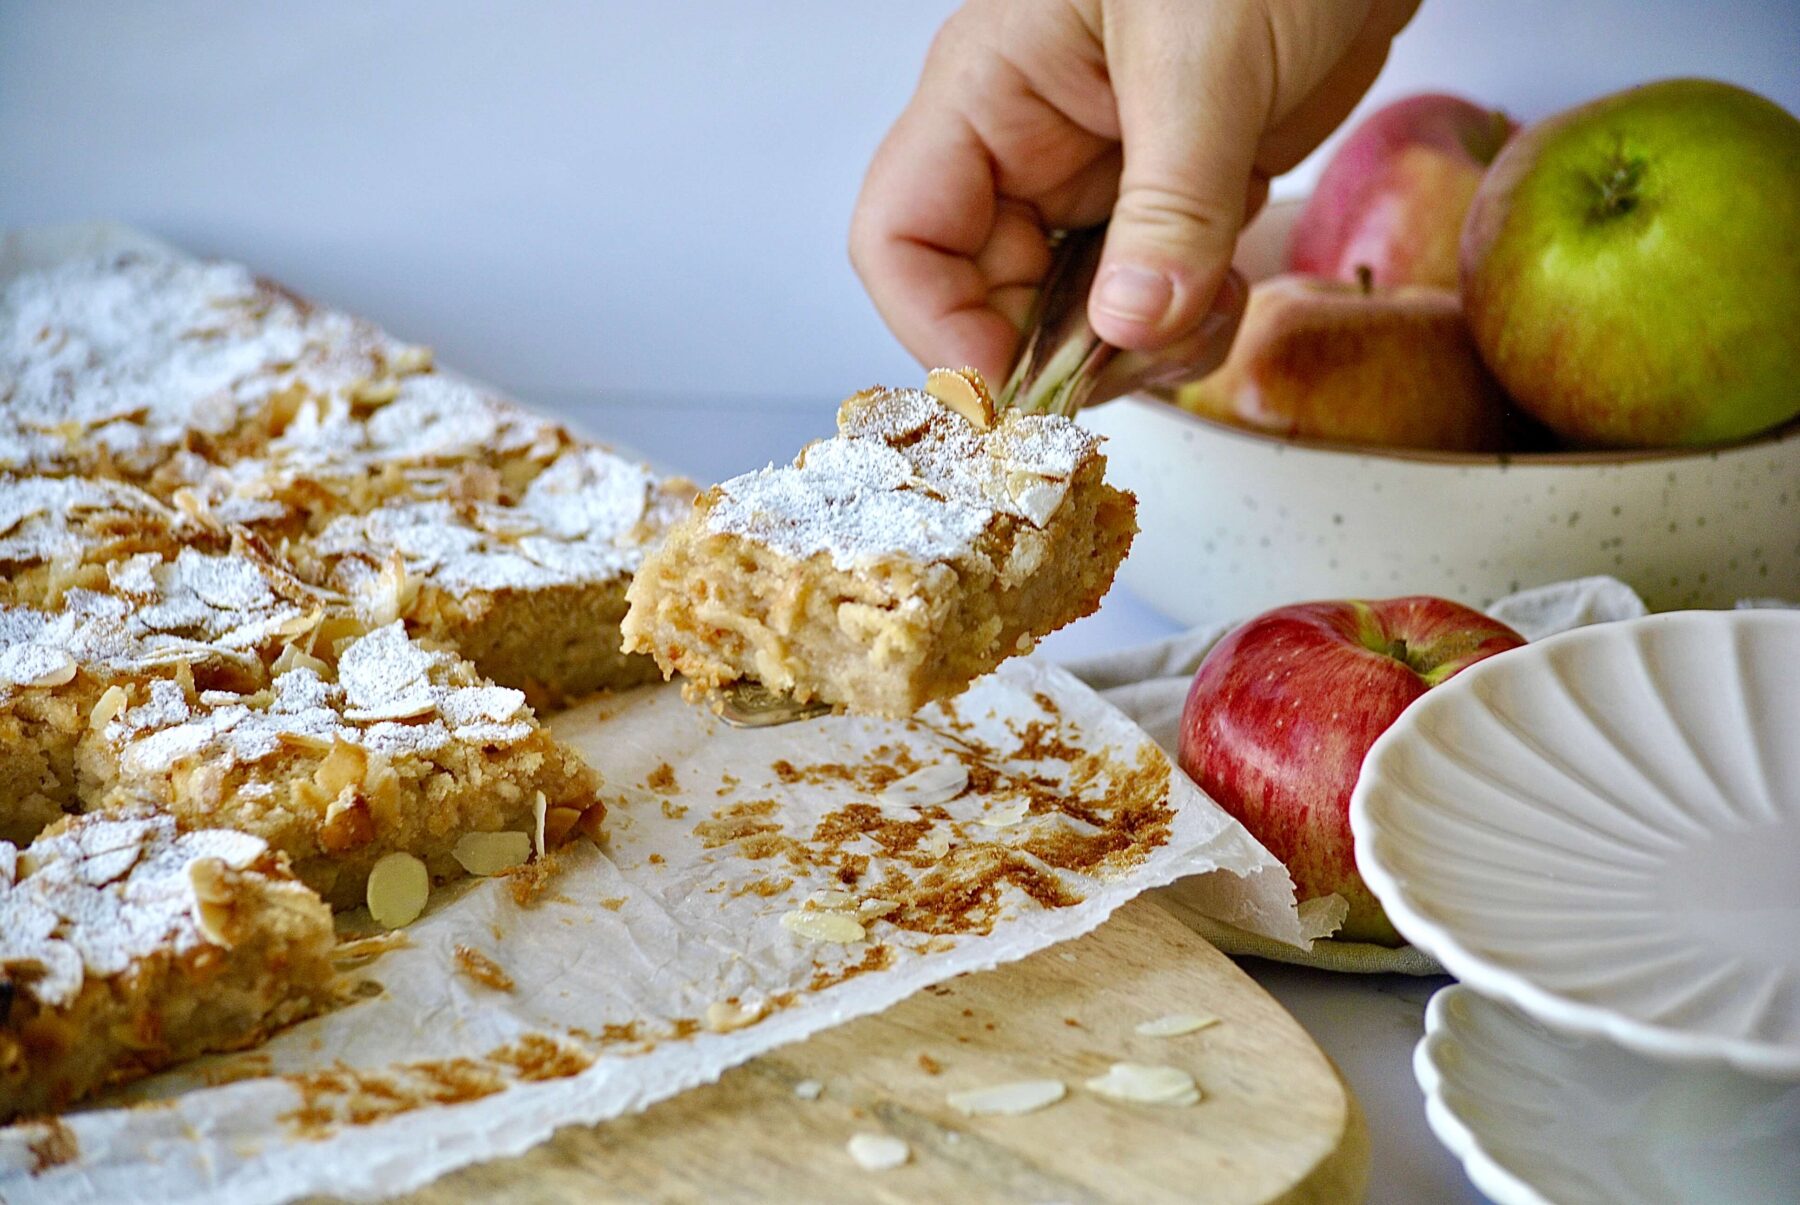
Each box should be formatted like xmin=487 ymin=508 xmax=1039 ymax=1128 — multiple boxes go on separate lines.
xmin=388 ymin=897 xmax=1367 ymax=1204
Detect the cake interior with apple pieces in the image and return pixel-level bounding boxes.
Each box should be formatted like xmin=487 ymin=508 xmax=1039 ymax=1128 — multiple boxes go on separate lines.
xmin=621 ymin=369 xmax=1137 ymax=718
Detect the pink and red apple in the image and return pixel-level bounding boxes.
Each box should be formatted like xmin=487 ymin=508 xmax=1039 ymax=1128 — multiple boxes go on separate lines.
xmin=1178 ymin=596 xmax=1525 ymax=945
xmin=1289 ymin=93 xmax=1516 ymax=290
xmin=1176 ymin=272 xmax=1510 ymax=452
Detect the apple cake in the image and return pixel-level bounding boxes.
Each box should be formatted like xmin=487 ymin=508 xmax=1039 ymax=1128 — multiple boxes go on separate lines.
xmin=0 ymin=811 xmax=337 ymax=1121
xmin=0 ymin=536 xmax=602 ymax=908
xmin=622 ymin=372 xmax=1137 ymax=717
xmin=157 ymin=353 xmax=690 ymax=706
xmin=82 ymin=622 xmax=601 ymax=909
xmin=284 ymin=444 xmax=691 ymax=707
xmin=0 ymin=250 xmax=415 ymax=482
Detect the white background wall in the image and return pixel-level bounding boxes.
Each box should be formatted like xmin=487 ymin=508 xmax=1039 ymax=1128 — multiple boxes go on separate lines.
xmin=3 ymin=0 xmax=1797 ymax=407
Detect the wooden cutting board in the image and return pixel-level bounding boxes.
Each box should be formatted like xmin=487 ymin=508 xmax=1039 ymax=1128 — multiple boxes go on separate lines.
xmin=394 ymin=897 xmax=1367 ymax=1204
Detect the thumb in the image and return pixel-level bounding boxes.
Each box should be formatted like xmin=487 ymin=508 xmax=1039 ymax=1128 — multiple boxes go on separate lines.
xmin=1088 ymin=0 xmax=1270 ymax=351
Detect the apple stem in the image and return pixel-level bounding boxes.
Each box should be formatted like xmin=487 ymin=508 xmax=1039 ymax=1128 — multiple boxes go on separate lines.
xmin=1389 ymin=637 xmax=1410 ymax=665
xmin=1354 ymin=264 xmax=1374 ymax=296
xmin=1591 ymin=153 xmax=1645 ymax=219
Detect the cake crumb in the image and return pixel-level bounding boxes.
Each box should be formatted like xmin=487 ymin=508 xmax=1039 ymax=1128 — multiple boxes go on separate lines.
xmin=453 ymin=945 xmax=515 ymax=992
xmin=25 ymin=1118 xmax=79 ymax=1174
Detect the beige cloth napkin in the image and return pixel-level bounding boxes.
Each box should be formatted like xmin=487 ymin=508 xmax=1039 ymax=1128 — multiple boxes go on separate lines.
xmin=1060 ymin=576 xmax=1656 ymax=975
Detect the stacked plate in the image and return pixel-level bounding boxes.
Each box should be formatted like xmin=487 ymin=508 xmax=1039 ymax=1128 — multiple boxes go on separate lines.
xmin=1350 ymin=610 xmax=1800 ymax=1204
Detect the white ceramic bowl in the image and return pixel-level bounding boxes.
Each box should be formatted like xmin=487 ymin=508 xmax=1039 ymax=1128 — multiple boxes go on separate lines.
xmin=1082 ymin=202 xmax=1800 ymax=625
xmin=1351 ymin=610 xmax=1800 ymax=1077
xmin=1416 ymin=985 xmax=1800 ymax=1205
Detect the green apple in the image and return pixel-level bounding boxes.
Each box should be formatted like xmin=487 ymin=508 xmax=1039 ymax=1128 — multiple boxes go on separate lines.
xmin=1461 ymin=78 xmax=1800 ymax=448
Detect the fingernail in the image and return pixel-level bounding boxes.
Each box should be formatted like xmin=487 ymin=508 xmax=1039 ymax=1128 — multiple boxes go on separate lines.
xmin=1093 ymin=264 xmax=1174 ymax=326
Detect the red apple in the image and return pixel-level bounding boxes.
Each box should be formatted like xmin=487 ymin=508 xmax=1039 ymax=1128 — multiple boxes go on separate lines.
xmin=1290 ymin=93 xmax=1516 ymax=289
xmin=1175 ymin=273 xmax=1510 ymax=452
xmin=1178 ymin=597 xmax=1525 ymax=945
xmin=1461 ymin=78 xmax=1800 ymax=447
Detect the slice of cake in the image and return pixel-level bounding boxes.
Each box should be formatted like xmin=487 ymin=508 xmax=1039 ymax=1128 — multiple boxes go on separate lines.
xmin=291 ymin=445 xmax=692 ymax=706
xmin=80 ymin=623 xmax=601 ymax=908
xmin=621 ymin=372 xmax=1137 ymax=718
xmin=161 ymin=345 xmax=690 ymax=706
xmin=0 ymin=812 xmax=336 ymax=1121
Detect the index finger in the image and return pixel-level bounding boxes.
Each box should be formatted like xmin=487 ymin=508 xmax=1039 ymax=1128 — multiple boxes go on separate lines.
xmin=849 ymin=99 xmax=1022 ymax=382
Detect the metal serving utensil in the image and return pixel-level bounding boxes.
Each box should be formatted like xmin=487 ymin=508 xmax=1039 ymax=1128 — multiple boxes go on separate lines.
xmin=716 ymin=222 xmax=1162 ymax=728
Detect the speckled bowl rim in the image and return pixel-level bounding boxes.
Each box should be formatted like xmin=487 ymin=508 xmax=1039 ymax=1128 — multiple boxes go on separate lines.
xmin=1127 ymin=391 xmax=1800 ymax=469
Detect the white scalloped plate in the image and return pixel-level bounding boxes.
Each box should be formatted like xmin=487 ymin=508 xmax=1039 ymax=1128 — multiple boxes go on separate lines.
xmin=1352 ymin=610 xmax=1800 ymax=1077
xmin=1416 ymin=986 xmax=1800 ymax=1205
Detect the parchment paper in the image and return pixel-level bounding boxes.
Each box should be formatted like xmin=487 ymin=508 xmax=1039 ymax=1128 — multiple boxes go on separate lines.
xmin=1 ymin=660 xmax=1310 ymax=1204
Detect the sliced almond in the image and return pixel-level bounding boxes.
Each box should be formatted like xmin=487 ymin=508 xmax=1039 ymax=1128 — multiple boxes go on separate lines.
xmin=277 ymin=728 xmax=335 ymax=754
xmin=857 ymin=898 xmax=898 ymax=920
xmin=877 ymin=762 xmax=969 ymax=810
xmin=792 ymin=1079 xmax=825 ymax=1101
xmin=925 ymin=367 xmax=996 ymax=430
xmin=89 ymin=684 xmax=129 ymax=730
xmin=1083 ymin=1062 xmax=1201 ymax=1106
xmin=188 ymin=857 xmax=240 ymax=946
xmin=780 ymin=909 xmax=866 ymax=944
xmin=452 ymin=830 xmax=533 ymax=877
xmin=945 ymin=1079 xmax=1066 ymax=1117
xmin=387 ymin=344 xmax=434 ymax=375
xmin=543 ymin=805 xmax=583 ymax=847
xmin=977 ymin=800 xmax=1030 ymax=828
xmin=350 ymin=377 xmax=401 ymax=406
xmin=359 ymin=551 xmax=417 ymax=628
xmin=314 ymin=738 xmax=370 ymax=797
xmin=0 ymin=645 xmax=77 ymax=689
xmin=366 ymin=851 xmax=430 ymax=929
xmin=167 ymin=487 xmax=210 ymax=521
xmin=704 ymin=998 xmax=769 ymax=1033
xmin=805 ymin=889 xmax=857 ymax=911
xmin=846 ymin=1133 xmax=910 ymax=1172
xmin=1003 ymin=469 xmax=1064 ymax=527
xmin=532 ymin=790 xmax=549 ymax=859
xmin=919 ymin=830 xmax=953 ymax=860
xmin=1134 ymin=1013 xmax=1221 ymax=1038
xmin=344 ymin=690 xmax=437 ymax=724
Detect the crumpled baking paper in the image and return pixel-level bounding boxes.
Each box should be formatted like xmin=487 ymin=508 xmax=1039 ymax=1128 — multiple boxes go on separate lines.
xmin=1 ymin=660 xmax=1310 ymax=1204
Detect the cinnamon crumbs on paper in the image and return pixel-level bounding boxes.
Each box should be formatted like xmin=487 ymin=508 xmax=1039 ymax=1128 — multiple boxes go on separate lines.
xmin=279 ymin=1036 xmax=592 ymax=1137
xmin=453 ymin=945 xmax=515 ymax=992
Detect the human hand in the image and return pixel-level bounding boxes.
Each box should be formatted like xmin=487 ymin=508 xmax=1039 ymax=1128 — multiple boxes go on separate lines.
xmin=850 ymin=0 xmax=1420 ymax=393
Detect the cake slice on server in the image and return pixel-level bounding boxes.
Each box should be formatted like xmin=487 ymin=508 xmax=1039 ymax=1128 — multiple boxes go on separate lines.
xmin=621 ymin=370 xmax=1136 ymax=719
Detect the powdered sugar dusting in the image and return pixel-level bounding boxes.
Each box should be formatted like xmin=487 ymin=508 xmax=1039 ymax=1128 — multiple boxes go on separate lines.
xmin=0 ymin=475 xmax=190 ymax=568
xmin=0 ymin=812 xmax=273 ymax=1008
xmin=305 ymin=445 xmax=686 ymax=602
xmin=0 ymin=253 xmax=399 ymax=475
xmin=105 ymin=623 xmax=534 ymax=777
xmin=705 ymin=387 xmax=1101 ymax=569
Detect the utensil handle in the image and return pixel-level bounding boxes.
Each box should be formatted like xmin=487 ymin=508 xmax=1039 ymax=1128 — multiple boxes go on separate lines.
xmin=997 ymin=224 xmax=1114 ymax=417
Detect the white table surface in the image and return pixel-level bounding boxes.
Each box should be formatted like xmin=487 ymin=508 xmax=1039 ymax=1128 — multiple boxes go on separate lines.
xmin=533 ymin=388 xmax=1488 ymax=1204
